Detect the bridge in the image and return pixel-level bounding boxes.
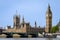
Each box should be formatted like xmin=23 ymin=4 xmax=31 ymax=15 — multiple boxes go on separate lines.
xmin=0 ymin=32 xmax=38 ymax=38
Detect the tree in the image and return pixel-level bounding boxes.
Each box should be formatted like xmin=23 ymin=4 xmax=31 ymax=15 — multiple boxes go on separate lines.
xmin=50 ymin=25 xmax=59 ymax=33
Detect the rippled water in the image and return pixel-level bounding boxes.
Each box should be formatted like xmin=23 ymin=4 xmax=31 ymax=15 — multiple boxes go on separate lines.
xmin=0 ymin=38 xmax=60 ymax=40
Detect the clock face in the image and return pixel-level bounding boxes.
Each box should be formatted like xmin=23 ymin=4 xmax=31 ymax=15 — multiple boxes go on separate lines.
xmin=46 ymin=14 xmax=48 ymax=16
xmin=49 ymin=14 xmax=51 ymax=16
xmin=46 ymin=14 xmax=52 ymax=17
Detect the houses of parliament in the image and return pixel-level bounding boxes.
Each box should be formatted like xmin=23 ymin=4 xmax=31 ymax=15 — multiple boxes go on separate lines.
xmin=1 ymin=4 xmax=53 ymax=35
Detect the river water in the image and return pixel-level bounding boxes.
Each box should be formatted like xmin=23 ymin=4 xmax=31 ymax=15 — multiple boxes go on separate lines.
xmin=0 ymin=38 xmax=60 ymax=40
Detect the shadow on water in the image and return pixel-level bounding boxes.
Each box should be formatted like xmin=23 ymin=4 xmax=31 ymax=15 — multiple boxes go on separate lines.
xmin=6 ymin=35 xmax=13 ymax=38
xmin=0 ymin=38 xmax=60 ymax=40
xmin=46 ymin=38 xmax=53 ymax=40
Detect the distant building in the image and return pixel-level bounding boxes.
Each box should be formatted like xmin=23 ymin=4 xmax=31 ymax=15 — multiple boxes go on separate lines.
xmin=57 ymin=20 xmax=60 ymax=32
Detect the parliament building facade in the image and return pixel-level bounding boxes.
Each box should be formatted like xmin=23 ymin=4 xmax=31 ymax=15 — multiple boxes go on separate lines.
xmin=1 ymin=4 xmax=53 ymax=35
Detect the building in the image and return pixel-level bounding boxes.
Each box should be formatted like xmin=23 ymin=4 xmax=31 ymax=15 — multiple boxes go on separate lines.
xmin=57 ymin=20 xmax=60 ymax=32
xmin=2 ymin=4 xmax=52 ymax=34
xmin=45 ymin=4 xmax=52 ymax=33
xmin=2 ymin=13 xmax=44 ymax=35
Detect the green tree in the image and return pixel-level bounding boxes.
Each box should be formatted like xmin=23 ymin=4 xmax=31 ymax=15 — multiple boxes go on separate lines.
xmin=50 ymin=25 xmax=59 ymax=33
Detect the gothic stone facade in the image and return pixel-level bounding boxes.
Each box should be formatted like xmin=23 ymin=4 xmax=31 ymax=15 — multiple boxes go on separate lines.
xmin=3 ymin=4 xmax=52 ymax=33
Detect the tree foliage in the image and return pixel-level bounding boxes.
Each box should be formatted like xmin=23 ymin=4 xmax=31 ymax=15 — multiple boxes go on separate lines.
xmin=50 ymin=25 xmax=59 ymax=33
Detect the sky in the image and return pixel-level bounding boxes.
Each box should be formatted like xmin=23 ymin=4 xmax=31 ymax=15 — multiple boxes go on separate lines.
xmin=0 ymin=0 xmax=60 ymax=28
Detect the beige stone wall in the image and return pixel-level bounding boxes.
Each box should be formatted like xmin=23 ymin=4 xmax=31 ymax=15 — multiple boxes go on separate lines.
xmin=45 ymin=8 xmax=52 ymax=33
xmin=13 ymin=34 xmax=20 ymax=38
xmin=0 ymin=34 xmax=7 ymax=38
xmin=3 ymin=23 xmax=28 ymax=33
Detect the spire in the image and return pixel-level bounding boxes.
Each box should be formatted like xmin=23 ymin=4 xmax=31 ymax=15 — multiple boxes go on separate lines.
xmin=46 ymin=4 xmax=52 ymax=13
xmin=16 ymin=10 xmax=18 ymax=15
xmin=39 ymin=26 xmax=40 ymax=28
xmin=14 ymin=10 xmax=20 ymax=18
xmin=22 ymin=16 xmax=25 ymax=23
xmin=48 ymin=4 xmax=50 ymax=9
xmin=35 ymin=21 xmax=37 ymax=28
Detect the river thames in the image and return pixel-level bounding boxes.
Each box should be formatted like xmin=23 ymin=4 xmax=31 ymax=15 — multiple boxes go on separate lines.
xmin=0 ymin=38 xmax=60 ymax=40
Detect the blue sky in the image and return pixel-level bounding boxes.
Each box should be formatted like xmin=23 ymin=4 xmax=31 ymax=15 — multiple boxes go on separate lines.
xmin=0 ymin=0 xmax=60 ymax=28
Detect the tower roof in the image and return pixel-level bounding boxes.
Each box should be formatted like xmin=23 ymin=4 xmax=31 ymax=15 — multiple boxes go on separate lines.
xmin=46 ymin=4 xmax=52 ymax=14
xmin=48 ymin=4 xmax=50 ymax=9
xmin=13 ymin=10 xmax=20 ymax=18
xmin=22 ymin=16 xmax=25 ymax=23
xmin=35 ymin=21 xmax=37 ymax=28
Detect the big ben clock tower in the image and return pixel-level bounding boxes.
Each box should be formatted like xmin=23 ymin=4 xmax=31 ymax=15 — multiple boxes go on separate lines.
xmin=45 ymin=4 xmax=52 ymax=33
